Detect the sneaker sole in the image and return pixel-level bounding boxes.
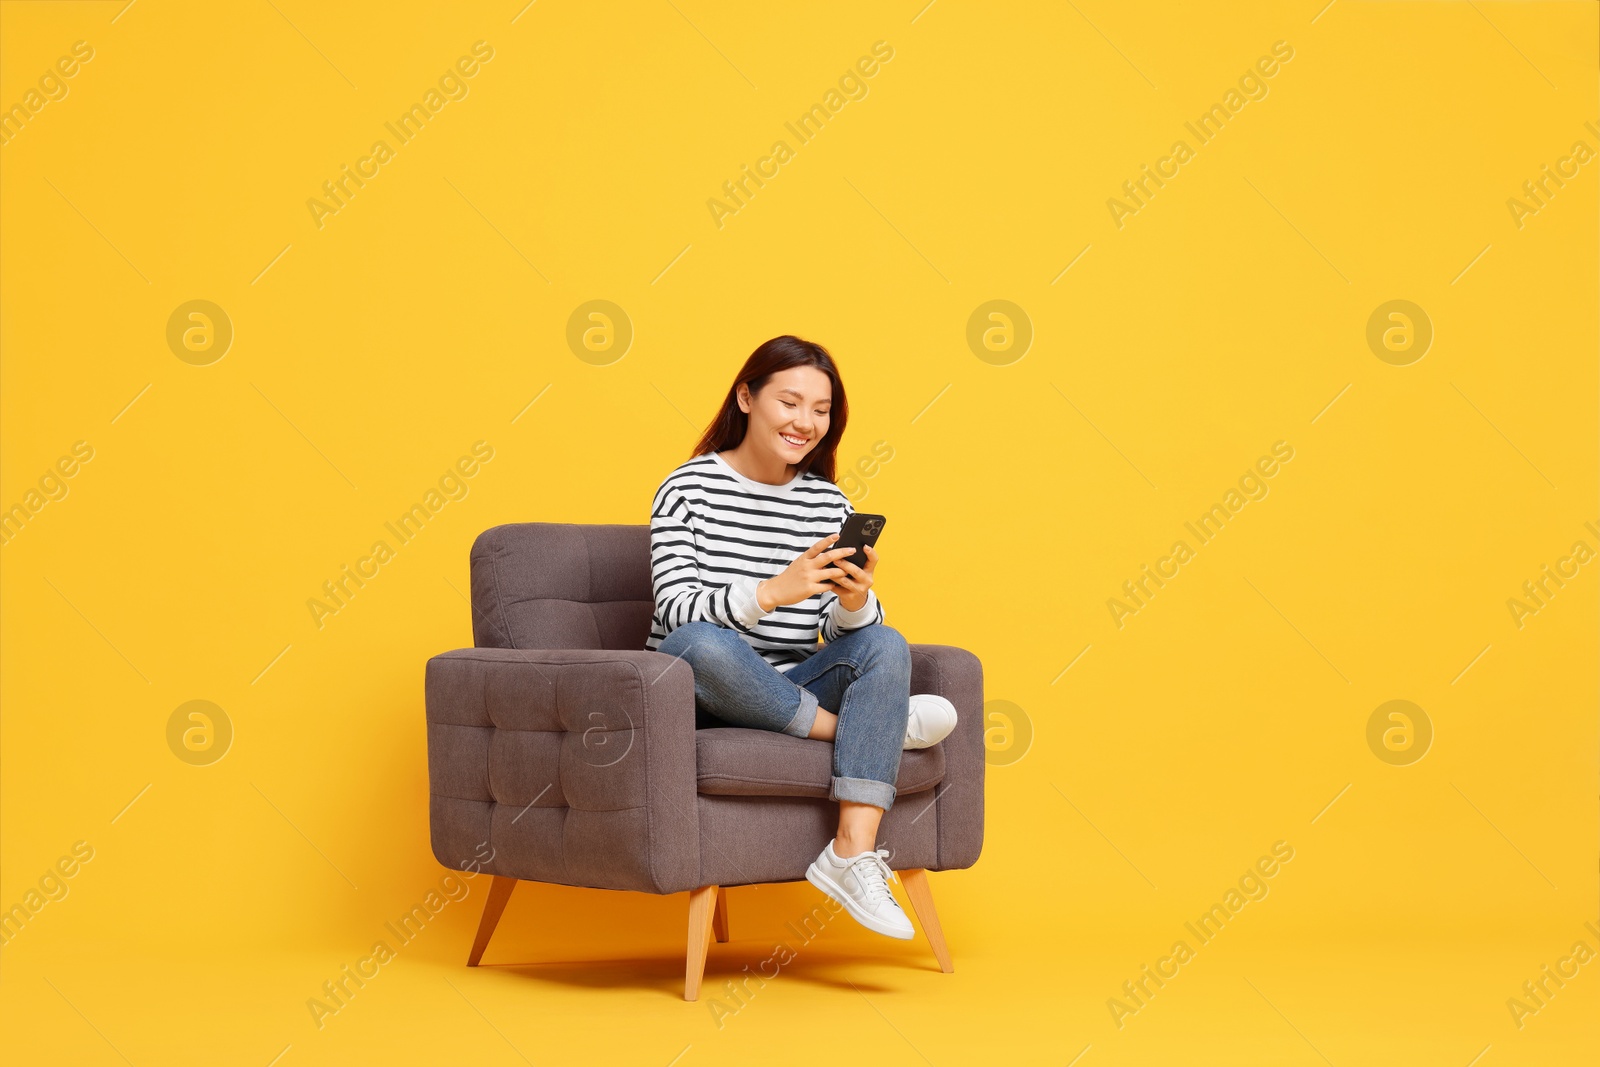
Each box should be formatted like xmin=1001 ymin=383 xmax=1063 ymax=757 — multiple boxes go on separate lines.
xmin=805 ymin=861 xmax=915 ymax=940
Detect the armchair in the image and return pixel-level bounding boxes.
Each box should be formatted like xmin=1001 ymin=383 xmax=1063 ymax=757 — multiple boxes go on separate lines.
xmin=424 ymin=523 xmax=985 ymax=999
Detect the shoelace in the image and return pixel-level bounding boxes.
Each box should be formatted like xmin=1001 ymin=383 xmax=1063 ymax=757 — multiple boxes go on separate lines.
xmin=848 ymin=848 xmax=898 ymax=906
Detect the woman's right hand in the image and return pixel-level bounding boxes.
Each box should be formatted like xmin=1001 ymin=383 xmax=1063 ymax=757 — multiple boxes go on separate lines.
xmin=756 ymin=533 xmax=858 ymax=611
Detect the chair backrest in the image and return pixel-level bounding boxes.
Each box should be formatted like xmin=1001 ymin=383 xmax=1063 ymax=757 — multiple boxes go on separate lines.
xmin=468 ymin=523 xmax=654 ymax=651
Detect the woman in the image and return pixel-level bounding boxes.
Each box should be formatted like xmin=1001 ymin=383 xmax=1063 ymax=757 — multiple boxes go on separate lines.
xmin=646 ymin=335 xmax=958 ymax=941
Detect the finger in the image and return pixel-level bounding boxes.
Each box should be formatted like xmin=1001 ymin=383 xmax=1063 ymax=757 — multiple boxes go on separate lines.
xmin=834 ymin=558 xmax=863 ymax=578
xmin=805 ymin=533 xmax=841 ymax=559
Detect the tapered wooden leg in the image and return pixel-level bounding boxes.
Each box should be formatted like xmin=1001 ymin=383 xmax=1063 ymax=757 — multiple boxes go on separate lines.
xmin=466 ymin=875 xmax=518 ymax=967
xmin=899 ymin=869 xmax=953 ymax=973
xmin=712 ymin=886 xmax=730 ymax=943
xmin=685 ymin=885 xmax=719 ymax=1000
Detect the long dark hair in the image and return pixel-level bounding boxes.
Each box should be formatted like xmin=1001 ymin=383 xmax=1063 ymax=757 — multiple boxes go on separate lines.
xmin=691 ymin=335 xmax=849 ymax=482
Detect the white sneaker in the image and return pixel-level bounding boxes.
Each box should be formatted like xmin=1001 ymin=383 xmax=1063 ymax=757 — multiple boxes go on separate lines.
xmin=805 ymin=840 xmax=915 ymax=939
xmin=904 ymin=693 xmax=958 ymax=749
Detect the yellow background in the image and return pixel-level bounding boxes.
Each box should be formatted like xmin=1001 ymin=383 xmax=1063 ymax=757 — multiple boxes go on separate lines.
xmin=3 ymin=1 xmax=1596 ymax=1063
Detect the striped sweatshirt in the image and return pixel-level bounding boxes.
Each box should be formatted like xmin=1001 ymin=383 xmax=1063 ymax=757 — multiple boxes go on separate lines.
xmin=644 ymin=451 xmax=884 ymax=672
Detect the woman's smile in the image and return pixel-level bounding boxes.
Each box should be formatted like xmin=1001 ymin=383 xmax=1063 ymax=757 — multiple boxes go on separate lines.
xmin=778 ymin=430 xmax=810 ymax=450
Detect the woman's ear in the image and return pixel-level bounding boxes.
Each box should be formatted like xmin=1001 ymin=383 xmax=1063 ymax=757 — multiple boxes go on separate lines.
xmin=735 ymin=383 xmax=750 ymax=413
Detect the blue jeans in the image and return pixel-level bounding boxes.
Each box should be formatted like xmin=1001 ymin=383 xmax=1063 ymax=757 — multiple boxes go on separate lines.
xmin=655 ymin=620 xmax=912 ymax=811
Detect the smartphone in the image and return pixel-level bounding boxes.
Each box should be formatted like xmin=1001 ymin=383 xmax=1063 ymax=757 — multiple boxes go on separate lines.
xmin=832 ymin=512 xmax=887 ymax=572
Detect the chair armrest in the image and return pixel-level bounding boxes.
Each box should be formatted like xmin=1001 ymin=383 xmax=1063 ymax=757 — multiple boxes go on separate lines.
xmin=424 ymin=647 xmax=700 ymax=894
xmin=909 ymin=643 xmax=985 ymax=870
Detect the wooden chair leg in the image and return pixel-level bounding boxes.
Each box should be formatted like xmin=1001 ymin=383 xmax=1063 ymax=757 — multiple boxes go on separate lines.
xmin=712 ymin=886 xmax=730 ymax=943
xmin=685 ymin=884 xmax=719 ymax=1001
xmin=466 ymin=875 xmax=518 ymax=967
xmin=899 ymin=869 xmax=953 ymax=973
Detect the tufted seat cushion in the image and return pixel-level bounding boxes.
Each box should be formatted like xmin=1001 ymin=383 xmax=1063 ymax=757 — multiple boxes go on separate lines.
xmin=695 ymin=727 xmax=945 ymax=798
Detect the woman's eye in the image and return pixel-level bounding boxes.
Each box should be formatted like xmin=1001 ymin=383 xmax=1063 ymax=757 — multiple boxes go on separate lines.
xmin=780 ymin=400 xmax=795 ymax=408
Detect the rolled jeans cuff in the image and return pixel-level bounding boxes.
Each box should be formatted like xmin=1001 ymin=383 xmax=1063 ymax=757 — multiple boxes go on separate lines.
xmin=782 ymin=686 xmax=820 ymax=739
xmin=830 ymin=775 xmax=896 ymax=811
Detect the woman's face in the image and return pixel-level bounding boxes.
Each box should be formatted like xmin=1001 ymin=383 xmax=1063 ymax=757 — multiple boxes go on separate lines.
xmin=738 ymin=365 xmax=832 ymax=466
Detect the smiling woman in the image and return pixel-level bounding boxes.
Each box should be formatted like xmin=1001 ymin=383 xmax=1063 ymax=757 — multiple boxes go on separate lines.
xmin=644 ymin=335 xmax=958 ymax=946
xmin=646 ymin=336 xmax=859 ymax=675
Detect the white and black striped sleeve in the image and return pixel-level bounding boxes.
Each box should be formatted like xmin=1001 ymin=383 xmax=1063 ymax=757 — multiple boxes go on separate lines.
xmin=649 ymin=480 xmax=771 ymax=635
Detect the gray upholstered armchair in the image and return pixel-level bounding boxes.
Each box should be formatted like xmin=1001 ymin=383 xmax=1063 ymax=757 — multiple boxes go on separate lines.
xmin=424 ymin=522 xmax=986 ymax=999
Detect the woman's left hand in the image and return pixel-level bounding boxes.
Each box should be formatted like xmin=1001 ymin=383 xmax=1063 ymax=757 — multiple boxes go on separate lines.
xmin=830 ymin=544 xmax=877 ymax=612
